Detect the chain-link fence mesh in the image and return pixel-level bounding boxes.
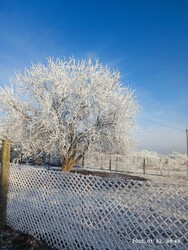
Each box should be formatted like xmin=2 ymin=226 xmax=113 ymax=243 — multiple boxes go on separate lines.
xmin=7 ymin=164 xmax=188 ymax=250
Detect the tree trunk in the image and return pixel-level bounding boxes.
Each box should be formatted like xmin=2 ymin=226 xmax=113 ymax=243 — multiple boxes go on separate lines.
xmin=61 ymin=157 xmax=76 ymax=172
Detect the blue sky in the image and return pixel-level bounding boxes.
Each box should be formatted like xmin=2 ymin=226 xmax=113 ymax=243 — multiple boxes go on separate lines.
xmin=0 ymin=0 xmax=188 ymax=154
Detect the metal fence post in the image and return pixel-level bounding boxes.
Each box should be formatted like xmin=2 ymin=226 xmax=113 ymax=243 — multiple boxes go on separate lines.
xmin=186 ymin=127 xmax=188 ymax=180
xmin=0 ymin=139 xmax=11 ymax=231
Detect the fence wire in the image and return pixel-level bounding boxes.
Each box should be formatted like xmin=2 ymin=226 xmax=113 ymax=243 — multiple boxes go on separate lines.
xmin=7 ymin=164 xmax=188 ymax=250
xmin=83 ymin=153 xmax=187 ymax=178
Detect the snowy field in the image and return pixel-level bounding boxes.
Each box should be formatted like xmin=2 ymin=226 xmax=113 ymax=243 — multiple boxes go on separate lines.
xmin=83 ymin=152 xmax=188 ymax=180
xmin=7 ymin=164 xmax=188 ymax=250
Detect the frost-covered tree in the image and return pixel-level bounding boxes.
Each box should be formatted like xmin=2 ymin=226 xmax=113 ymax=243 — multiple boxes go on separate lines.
xmin=0 ymin=57 xmax=139 ymax=171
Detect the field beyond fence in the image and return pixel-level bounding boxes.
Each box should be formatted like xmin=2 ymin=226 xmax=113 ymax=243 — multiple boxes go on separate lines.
xmin=83 ymin=153 xmax=188 ymax=178
xmin=6 ymin=164 xmax=188 ymax=250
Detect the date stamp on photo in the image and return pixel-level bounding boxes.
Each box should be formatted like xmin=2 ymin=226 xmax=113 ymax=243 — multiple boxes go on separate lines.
xmin=132 ymin=238 xmax=181 ymax=245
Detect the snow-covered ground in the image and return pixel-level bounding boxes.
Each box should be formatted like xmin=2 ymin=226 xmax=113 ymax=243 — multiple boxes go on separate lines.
xmin=83 ymin=151 xmax=188 ymax=180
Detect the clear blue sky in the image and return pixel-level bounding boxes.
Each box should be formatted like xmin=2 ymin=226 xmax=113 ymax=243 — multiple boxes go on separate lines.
xmin=0 ymin=0 xmax=188 ymax=154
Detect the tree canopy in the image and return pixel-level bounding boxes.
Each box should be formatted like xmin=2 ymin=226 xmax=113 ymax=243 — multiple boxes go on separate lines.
xmin=0 ymin=57 xmax=139 ymax=171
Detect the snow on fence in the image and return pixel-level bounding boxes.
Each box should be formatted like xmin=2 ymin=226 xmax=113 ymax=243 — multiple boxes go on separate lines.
xmin=83 ymin=153 xmax=187 ymax=178
xmin=7 ymin=164 xmax=188 ymax=250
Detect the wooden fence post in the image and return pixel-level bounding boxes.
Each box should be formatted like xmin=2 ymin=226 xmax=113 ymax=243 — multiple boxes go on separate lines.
xmin=159 ymin=158 xmax=162 ymax=176
xmin=143 ymin=159 xmax=146 ymax=174
xmin=100 ymin=156 xmax=103 ymax=170
xmin=0 ymin=139 xmax=11 ymax=231
xmin=82 ymin=154 xmax=84 ymax=168
xmin=109 ymin=155 xmax=112 ymax=171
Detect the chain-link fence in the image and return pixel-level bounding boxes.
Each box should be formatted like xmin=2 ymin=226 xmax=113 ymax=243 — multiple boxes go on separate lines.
xmin=7 ymin=164 xmax=188 ymax=250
